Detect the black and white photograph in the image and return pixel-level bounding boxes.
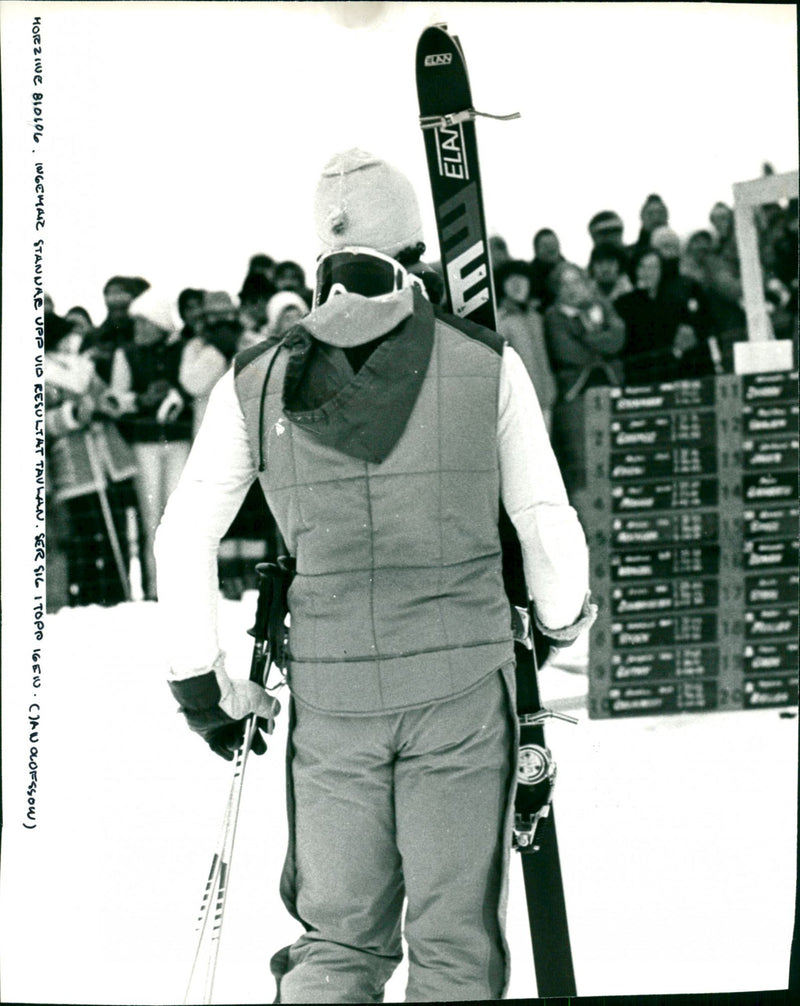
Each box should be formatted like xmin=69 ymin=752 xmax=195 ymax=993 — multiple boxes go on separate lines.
xmin=0 ymin=3 xmax=797 ymax=1003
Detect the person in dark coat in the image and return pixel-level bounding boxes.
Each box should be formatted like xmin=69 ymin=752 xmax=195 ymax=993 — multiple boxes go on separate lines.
xmin=625 ymin=194 xmax=669 ymax=281
xmin=529 ymin=228 xmax=564 ymax=312
xmin=81 ymin=275 xmax=150 ymax=383
xmin=615 ymin=247 xmax=715 ymax=386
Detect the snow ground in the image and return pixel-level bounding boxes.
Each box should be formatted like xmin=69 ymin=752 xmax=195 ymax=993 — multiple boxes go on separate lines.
xmin=0 ymin=597 xmax=796 ymax=1004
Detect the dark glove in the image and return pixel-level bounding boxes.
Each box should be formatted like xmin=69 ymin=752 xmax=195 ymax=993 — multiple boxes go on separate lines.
xmin=169 ymin=657 xmax=280 ymax=761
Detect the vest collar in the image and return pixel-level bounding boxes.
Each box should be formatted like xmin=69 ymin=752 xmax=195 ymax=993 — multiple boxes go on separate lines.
xmin=282 ymin=287 xmax=434 ymax=465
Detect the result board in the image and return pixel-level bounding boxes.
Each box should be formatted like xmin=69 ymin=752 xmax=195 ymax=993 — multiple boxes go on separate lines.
xmin=584 ymin=371 xmax=798 ymax=719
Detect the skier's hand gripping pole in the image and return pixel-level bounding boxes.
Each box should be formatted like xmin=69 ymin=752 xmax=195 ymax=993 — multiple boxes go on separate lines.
xmin=183 ymin=558 xmax=293 ymax=1005
xmin=169 ymin=558 xmax=293 ymax=760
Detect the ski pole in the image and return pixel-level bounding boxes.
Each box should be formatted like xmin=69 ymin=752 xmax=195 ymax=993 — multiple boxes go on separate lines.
xmin=84 ymin=425 xmax=131 ymax=600
xmin=184 ymin=559 xmax=290 ymax=1004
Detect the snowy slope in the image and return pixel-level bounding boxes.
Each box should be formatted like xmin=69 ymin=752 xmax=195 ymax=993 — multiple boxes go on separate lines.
xmin=0 ymin=598 xmax=795 ymax=1003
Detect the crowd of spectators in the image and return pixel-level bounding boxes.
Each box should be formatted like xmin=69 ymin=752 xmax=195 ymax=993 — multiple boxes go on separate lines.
xmin=486 ymin=184 xmax=797 ymax=530
xmin=44 ymin=181 xmax=797 ymax=611
xmin=44 ymin=257 xmax=311 ymax=611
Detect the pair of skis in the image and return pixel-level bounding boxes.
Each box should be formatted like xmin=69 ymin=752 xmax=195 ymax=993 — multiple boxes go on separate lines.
xmin=416 ymin=24 xmax=578 ymax=998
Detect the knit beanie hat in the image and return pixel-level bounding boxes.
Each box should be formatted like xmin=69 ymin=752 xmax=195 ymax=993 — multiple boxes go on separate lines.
xmin=314 ymin=148 xmax=424 ymax=259
xmin=130 ymin=289 xmax=177 ymax=332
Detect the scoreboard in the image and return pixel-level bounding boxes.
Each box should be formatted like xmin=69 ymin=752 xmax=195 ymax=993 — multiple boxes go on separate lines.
xmin=584 ymin=371 xmax=798 ymax=719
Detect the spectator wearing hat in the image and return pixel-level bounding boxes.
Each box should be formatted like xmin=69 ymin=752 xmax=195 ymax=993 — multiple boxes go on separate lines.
xmin=588 ymin=242 xmax=634 ymax=303
xmin=529 ymin=227 xmax=564 ymax=312
xmin=179 ymin=291 xmax=242 ymax=437
xmin=110 ymin=291 xmax=193 ymax=598
xmin=264 ymin=290 xmax=309 ymax=345
xmin=81 ymin=275 xmax=150 ymax=383
xmin=494 ymin=260 xmax=556 ymax=430
xmin=588 ymin=211 xmax=625 ymax=250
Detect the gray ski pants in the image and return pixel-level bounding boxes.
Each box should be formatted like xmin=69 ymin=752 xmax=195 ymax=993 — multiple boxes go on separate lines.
xmin=271 ymin=664 xmax=517 ymax=1003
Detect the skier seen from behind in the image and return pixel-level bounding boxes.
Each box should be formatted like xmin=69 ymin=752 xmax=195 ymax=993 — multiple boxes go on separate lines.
xmin=155 ymin=149 xmax=594 ymax=1003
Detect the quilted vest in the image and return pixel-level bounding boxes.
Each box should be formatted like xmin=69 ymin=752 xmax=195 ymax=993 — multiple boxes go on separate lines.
xmin=234 ymin=311 xmax=514 ymax=713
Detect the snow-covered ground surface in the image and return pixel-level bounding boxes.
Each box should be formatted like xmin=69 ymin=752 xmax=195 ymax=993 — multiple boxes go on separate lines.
xmin=0 ymin=597 xmax=796 ymax=1004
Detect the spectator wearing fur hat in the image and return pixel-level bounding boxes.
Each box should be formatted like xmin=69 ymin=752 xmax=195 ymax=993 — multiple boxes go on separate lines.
xmin=156 ymin=146 xmax=593 ymax=1003
xmin=264 ymin=290 xmax=309 ymax=344
xmin=110 ymin=291 xmax=192 ymax=598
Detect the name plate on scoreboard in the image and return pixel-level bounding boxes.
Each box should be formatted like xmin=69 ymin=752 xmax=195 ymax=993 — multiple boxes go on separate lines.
xmin=744 ymin=607 xmax=799 ymax=640
xmin=743 ymin=471 xmax=799 ymax=503
xmin=611 ymin=513 xmax=720 ymax=547
xmin=743 ymin=538 xmax=799 ymax=570
xmin=742 ymin=371 xmax=798 ymax=403
xmin=611 ymin=647 xmax=720 ymax=682
xmin=611 ymin=548 xmax=720 ymax=580
xmin=611 ymin=578 xmax=720 ymax=615
xmin=610 ymin=380 xmax=717 ymax=413
xmin=609 ymin=447 xmax=718 ymax=481
xmin=611 ymin=614 xmax=719 ymax=648
xmin=744 ymin=571 xmax=799 ymax=606
xmin=606 ymin=681 xmax=718 ymax=716
xmin=742 ymin=401 xmax=799 ymax=436
xmin=742 ymin=437 xmax=799 ymax=471
xmin=610 ymin=412 xmax=717 ymax=448
xmin=743 ymin=639 xmax=799 ymax=675
xmin=744 ymin=676 xmax=799 ymax=708
xmin=743 ymin=506 xmax=799 ymax=539
xmin=611 ymin=478 xmax=719 ymax=512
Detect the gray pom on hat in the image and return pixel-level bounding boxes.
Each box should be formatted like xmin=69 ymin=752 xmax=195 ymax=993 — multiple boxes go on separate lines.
xmin=314 ymin=148 xmax=424 ymax=259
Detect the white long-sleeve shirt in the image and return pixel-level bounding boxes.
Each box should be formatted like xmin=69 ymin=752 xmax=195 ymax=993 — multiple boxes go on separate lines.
xmin=155 ymin=344 xmax=589 ymax=679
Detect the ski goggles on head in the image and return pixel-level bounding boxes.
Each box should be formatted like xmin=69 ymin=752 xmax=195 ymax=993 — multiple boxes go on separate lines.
xmin=314 ymin=247 xmax=425 ymax=307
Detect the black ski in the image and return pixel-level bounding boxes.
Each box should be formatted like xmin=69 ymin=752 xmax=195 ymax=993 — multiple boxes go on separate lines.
xmin=416 ymin=23 xmax=577 ymax=998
